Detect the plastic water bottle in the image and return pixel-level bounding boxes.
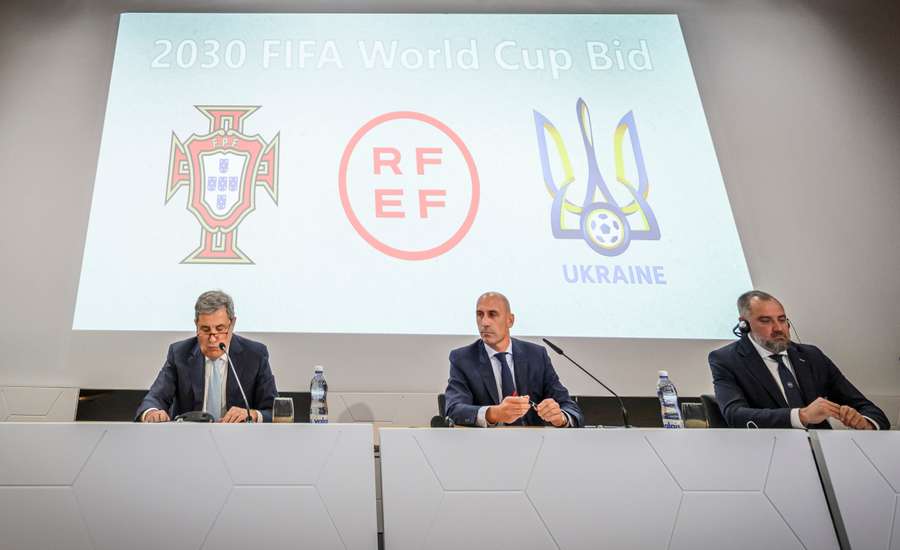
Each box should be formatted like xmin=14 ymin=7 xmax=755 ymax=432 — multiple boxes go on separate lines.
xmin=657 ymin=370 xmax=683 ymax=429
xmin=309 ymin=366 xmax=328 ymax=424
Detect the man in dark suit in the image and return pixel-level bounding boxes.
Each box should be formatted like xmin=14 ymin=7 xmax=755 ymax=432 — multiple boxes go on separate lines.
xmin=444 ymin=292 xmax=583 ymax=427
xmin=136 ymin=290 xmax=277 ymax=423
xmin=709 ymin=290 xmax=888 ymax=430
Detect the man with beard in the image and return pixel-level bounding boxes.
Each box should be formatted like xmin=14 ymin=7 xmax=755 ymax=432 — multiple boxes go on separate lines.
xmin=709 ymin=290 xmax=888 ymax=429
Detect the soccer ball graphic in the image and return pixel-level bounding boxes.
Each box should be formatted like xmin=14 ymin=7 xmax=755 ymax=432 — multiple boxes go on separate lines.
xmin=581 ymin=203 xmax=631 ymax=256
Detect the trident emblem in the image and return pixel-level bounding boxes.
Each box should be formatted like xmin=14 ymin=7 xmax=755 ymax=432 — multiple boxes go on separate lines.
xmin=534 ymin=98 xmax=659 ymax=256
xmin=166 ymin=106 xmax=279 ymax=264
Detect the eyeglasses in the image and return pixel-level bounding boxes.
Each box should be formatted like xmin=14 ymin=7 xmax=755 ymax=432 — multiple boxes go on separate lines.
xmin=197 ymin=324 xmax=231 ymax=338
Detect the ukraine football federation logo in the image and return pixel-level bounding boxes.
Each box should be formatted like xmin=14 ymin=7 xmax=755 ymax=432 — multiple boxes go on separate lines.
xmin=533 ymin=98 xmax=659 ymax=256
xmin=166 ymin=106 xmax=279 ymax=264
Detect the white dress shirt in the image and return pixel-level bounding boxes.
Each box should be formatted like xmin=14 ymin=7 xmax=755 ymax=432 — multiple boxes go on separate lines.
xmin=748 ymin=337 xmax=877 ymax=430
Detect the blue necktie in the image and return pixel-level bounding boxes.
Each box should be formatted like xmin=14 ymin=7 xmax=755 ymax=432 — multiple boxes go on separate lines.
xmin=496 ymin=352 xmax=516 ymax=399
xmin=207 ymin=358 xmax=223 ymax=420
xmin=770 ymin=354 xmax=804 ymax=408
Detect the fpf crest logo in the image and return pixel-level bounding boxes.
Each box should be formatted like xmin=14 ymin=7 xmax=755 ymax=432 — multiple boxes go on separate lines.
xmin=166 ymin=106 xmax=279 ymax=264
xmin=533 ymin=98 xmax=659 ymax=256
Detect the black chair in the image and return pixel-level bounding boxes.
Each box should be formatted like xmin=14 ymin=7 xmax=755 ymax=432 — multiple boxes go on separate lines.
xmin=437 ymin=393 xmax=446 ymax=417
xmin=701 ymin=393 xmax=728 ymax=428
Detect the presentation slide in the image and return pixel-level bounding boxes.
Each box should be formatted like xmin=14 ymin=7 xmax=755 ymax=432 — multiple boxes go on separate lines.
xmin=74 ymin=13 xmax=751 ymax=338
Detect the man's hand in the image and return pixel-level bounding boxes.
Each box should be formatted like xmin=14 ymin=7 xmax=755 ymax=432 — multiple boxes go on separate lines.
xmin=799 ymin=397 xmax=841 ymax=426
xmin=838 ymin=405 xmax=873 ymax=430
xmin=536 ymin=398 xmax=567 ymax=427
xmin=486 ymin=396 xmax=531 ymax=425
xmin=143 ymin=410 xmax=170 ymax=423
xmin=220 ymin=407 xmax=256 ymax=423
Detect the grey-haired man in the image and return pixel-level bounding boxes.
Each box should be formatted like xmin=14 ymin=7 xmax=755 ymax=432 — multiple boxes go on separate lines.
xmin=136 ymin=290 xmax=278 ymax=423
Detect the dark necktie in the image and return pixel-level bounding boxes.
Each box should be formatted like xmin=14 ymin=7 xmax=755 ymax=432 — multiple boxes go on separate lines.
xmin=496 ymin=352 xmax=516 ymax=399
xmin=770 ymin=354 xmax=804 ymax=408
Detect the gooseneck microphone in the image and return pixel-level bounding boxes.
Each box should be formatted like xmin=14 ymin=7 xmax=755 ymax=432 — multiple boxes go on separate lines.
xmin=542 ymin=338 xmax=631 ymax=428
xmin=219 ymin=342 xmax=254 ymax=423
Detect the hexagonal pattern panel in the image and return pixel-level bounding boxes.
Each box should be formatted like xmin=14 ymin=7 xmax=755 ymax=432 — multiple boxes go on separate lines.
xmin=380 ymin=429 xmax=838 ymax=550
xmin=0 ymin=424 xmax=104 ymax=484
xmin=528 ymin=430 xmax=681 ymax=549
xmin=0 ymin=487 xmax=93 ymax=550
xmin=426 ymin=492 xmax=557 ymax=549
xmin=0 ymin=387 xmax=79 ymax=421
xmin=414 ymin=429 xmax=542 ymax=490
xmin=211 ymin=424 xmax=339 ymax=485
xmin=812 ymin=431 xmax=900 ymax=550
xmin=765 ymin=430 xmax=839 ymax=549
xmin=380 ymin=428 xmax=444 ymax=550
xmin=202 ymin=486 xmax=344 ymax=550
xmin=74 ymin=425 xmax=233 ymax=550
xmin=2 ymin=387 xmax=65 ymax=416
xmin=645 ymin=429 xmax=773 ymax=490
xmin=670 ymin=492 xmax=803 ymax=550
xmin=0 ymin=423 xmax=376 ymax=550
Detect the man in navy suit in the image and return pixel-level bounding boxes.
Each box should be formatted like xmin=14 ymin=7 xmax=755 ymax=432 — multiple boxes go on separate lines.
xmin=136 ymin=290 xmax=277 ymax=423
xmin=444 ymin=292 xmax=583 ymax=427
xmin=709 ymin=290 xmax=888 ymax=430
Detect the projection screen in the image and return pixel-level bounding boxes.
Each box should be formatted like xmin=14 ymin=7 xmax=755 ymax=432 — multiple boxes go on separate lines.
xmin=74 ymin=13 xmax=752 ymax=339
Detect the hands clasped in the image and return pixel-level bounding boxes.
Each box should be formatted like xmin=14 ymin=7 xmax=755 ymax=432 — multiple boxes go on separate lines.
xmin=486 ymin=396 xmax=567 ymax=427
xmin=799 ymin=398 xmax=873 ymax=430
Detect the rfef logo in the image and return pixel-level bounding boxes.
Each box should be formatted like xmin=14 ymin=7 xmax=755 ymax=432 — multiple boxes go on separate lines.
xmin=534 ymin=98 xmax=659 ymax=256
xmin=166 ymin=106 xmax=280 ymax=264
xmin=339 ymin=111 xmax=479 ymax=261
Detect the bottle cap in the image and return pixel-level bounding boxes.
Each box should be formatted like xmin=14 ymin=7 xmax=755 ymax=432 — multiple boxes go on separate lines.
xmin=314 ymin=365 xmax=324 ymax=373
xmin=658 ymin=370 xmax=669 ymax=378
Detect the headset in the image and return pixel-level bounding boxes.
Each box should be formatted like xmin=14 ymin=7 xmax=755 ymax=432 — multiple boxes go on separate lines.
xmin=732 ymin=317 xmax=801 ymax=343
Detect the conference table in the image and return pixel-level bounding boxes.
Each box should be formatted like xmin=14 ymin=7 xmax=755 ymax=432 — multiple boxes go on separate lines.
xmin=2 ymin=423 xmax=895 ymax=550
xmin=380 ymin=428 xmax=838 ymax=550
xmin=0 ymin=423 xmax=376 ymax=550
xmin=811 ymin=430 xmax=900 ymax=550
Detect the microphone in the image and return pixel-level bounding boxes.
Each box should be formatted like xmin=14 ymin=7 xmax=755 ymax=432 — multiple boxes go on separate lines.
xmin=430 ymin=415 xmax=455 ymax=428
xmin=219 ymin=342 xmax=254 ymax=423
xmin=542 ymin=338 xmax=631 ymax=428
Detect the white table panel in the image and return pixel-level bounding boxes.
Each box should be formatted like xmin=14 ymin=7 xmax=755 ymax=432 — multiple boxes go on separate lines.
xmin=379 ymin=426 xmax=444 ymax=550
xmin=201 ymin=486 xmax=344 ymax=550
xmin=0 ymin=423 xmax=376 ymax=550
xmin=0 ymin=487 xmax=93 ymax=550
xmin=380 ymin=428 xmax=838 ymax=550
xmin=644 ymin=430 xmax=773 ymax=490
xmin=528 ymin=430 xmax=681 ymax=549
xmin=0 ymin=423 xmax=105 ymax=485
xmin=670 ymin=492 xmax=804 ymax=550
xmin=415 ymin=428 xmax=544 ymax=490
xmin=424 ymin=491 xmax=558 ymax=550
xmin=211 ymin=425 xmax=339 ymax=484
xmin=812 ymin=430 xmax=900 ymax=550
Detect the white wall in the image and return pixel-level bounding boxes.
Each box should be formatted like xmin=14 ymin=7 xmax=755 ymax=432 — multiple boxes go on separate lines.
xmin=0 ymin=1 xmax=898 ymax=405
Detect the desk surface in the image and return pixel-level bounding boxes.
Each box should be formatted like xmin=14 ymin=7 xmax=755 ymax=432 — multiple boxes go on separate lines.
xmin=379 ymin=428 xmax=839 ymax=550
xmin=0 ymin=423 xmax=377 ymax=550
xmin=812 ymin=430 xmax=900 ymax=550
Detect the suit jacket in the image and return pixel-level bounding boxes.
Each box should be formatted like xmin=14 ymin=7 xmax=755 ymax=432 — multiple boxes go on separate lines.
xmin=444 ymin=338 xmax=583 ymax=427
xmin=135 ymin=334 xmax=278 ymax=422
xmin=709 ymin=336 xmax=889 ymax=430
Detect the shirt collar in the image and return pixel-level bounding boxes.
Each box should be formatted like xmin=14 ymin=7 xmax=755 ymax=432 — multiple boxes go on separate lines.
xmin=483 ymin=339 xmax=511 ymax=358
